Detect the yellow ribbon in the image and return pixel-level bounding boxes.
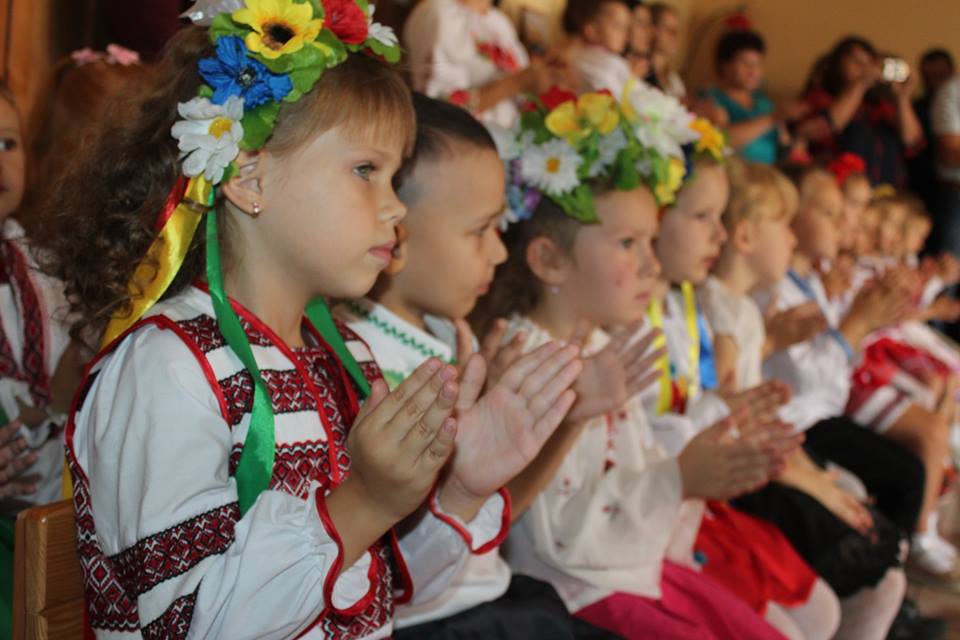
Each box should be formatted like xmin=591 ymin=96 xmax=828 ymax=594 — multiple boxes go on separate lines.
xmin=681 ymin=281 xmax=701 ymax=401
xmin=100 ymin=176 xmax=213 ymax=348
xmin=646 ymin=281 xmax=701 ymax=415
xmin=646 ymin=296 xmax=673 ymax=414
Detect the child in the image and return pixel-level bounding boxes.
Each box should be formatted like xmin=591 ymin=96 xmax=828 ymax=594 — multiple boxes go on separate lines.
xmin=404 ymin=0 xmax=560 ymax=128
xmin=648 ymin=2 xmax=686 ymax=99
xmin=648 ymin=149 xmax=848 ymax=640
xmin=560 ymin=0 xmax=636 ymax=96
xmin=0 ymin=81 xmax=84 ymax=637
xmin=705 ymin=160 xmax=913 ymax=639
xmin=478 ymin=87 xmax=794 ymax=639
xmin=340 ymin=93 xmax=634 ymax=639
xmin=623 ymin=0 xmax=654 ymax=80
xmin=752 ymin=166 xmax=955 ymax=581
xmin=39 ymin=7 xmax=578 ymax=637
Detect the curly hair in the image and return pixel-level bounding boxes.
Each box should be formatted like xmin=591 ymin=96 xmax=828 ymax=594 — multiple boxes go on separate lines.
xmin=34 ymin=26 xmax=414 ymax=347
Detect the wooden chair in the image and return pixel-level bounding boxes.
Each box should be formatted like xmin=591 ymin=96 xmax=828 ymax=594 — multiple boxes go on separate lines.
xmin=12 ymin=499 xmax=85 ymax=640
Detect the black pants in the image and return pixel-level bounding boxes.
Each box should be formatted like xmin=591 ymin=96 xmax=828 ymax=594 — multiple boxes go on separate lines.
xmin=394 ymin=575 xmax=622 ymax=640
xmin=804 ymin=416 xmax=926 ymax=534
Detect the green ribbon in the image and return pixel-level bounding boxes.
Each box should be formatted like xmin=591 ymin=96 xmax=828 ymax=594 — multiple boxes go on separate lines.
xmin=206 ymin=211 xmax=276 ymax=516
xmin=305 ymin=298 xmax=370 ymax=400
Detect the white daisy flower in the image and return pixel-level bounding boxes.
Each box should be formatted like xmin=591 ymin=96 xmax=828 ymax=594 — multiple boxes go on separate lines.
xmin=170 ymin=95 xmax=244 ymax=184
xmin=624 ymin=82 xmax=698 ymax=160
xmin=367 ymin=5 xmax=399 ymax=48
xmin=520 ymin=138 xmax=582 ymax=195
xmin=588 ymin=127 xmax=628 ymax=178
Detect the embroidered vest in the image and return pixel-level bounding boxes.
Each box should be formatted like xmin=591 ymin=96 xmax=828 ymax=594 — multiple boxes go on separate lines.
xmin=69 ymin=293 xmax=405 ymax=640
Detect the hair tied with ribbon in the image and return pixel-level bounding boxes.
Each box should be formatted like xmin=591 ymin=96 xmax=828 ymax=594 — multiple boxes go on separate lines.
xmin=827 ymin=152 xmax=867 ymax=187
xmin=71 ymin=44 xmax=141 ymax=67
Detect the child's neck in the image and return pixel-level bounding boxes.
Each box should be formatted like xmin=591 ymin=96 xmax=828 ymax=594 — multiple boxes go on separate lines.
xmin=527 ymin=291 xmax=581 ymax=342
xmin=711 ymin=250 xmax=757 ymax=297
xmin=790 ymin=251 xmax=814 ymax=278
xmin=370 ymin=281 xmax=428 ymax=331
xmin=224 ymin=262 xmax=309 ymax=348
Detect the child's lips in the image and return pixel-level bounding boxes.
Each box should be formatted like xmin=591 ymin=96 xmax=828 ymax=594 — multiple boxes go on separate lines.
xmin=369 ymin=241 xmax=397 ymax=264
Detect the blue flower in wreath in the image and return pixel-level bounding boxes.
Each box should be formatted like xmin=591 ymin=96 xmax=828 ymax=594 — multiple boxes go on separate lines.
xmin=199 ymin=35 xmax=293 ymax=109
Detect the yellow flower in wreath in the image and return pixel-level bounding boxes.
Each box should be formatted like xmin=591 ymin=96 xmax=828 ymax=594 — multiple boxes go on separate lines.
xmin=690 ymin=117 xmax=726 ymax=162
xmin=545 ymin=92 xmax=620 ymax=146
xmin=234 ymin=0 xmax=324 ymax=60
xmin=655 ymin=157 xmax=687 ymax=206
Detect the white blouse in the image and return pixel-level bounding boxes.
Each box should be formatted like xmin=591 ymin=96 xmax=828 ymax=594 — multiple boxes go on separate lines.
xmin=404 ymin=0 xmax=531 ymax=128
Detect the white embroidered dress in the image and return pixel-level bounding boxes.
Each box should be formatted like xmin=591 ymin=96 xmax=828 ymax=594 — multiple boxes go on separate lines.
xmin=403 ymin=0 xmax=531 ymax=129
xmin=337 ymin=298 xmax=513 ymax=629
xmin=504 ymin=316 xmax=683 ymax=612
xmin=68 ymin=287 xmax=508 ymax=639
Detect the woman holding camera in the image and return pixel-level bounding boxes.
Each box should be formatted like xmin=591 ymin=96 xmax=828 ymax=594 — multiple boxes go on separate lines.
xmin=797 ymin=36 xmax=923 ymax=187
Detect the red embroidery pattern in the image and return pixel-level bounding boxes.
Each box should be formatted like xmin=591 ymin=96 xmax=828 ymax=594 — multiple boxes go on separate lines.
xmin=108 ymin=503 xmax=240 ymax=597
xmin=0 ymin=241 xmax=50 ymax=407
xmin=141 ymin=591 xmax=198 ymax=640
xmin=73 ymin=312 xmax=396 ymax=638
xmin=71 ymin=455 xmax=139 ymax=632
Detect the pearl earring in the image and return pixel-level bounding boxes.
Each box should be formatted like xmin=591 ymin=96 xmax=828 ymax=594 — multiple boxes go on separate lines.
xmin=549 ymin=285 xmax=560 ymax=294
xmin=251 ymin=201 xmax=262 ymax=218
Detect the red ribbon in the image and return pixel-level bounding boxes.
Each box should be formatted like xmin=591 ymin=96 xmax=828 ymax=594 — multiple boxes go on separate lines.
xmin=155 ymin=175 xmax=190 ymax=232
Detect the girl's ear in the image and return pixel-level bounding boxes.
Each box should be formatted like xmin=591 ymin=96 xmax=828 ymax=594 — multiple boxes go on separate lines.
xmin=731 ymin=218 xmax=755 ymax=254
xmin=526 ymin=235 xmax=572 ymax=287
xmin=221 ymin=150 xmax=265 ymax=217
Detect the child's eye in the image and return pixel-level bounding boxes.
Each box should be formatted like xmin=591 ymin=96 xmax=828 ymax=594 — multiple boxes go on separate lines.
xmin=0 ymin=138 xmax=18 ymax=152
xmin=353 ymin=162 xmax=375 ymax=181
xmin=620 ymin=237 xmax=635 ymax=249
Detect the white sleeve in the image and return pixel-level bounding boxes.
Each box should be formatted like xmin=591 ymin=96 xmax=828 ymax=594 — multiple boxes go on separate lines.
xmin=395 ymin=489 xmax=509 ymax=606
xmin=75 ymin=327 xmax=377 ymax=639
xmin=766 ymin=335 xmax=852 ymax=432
xmin=523 ymin=426 xmax=682 ymax=572
xmin=403 ymin=1 xmax=472 ymax=98
xmin=932 ymin=79 xmax=960 ymax=136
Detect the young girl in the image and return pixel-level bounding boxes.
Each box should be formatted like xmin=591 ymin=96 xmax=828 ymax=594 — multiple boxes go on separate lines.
xmin=476 ymin=86 xmax=795 ymax=639
xmin=705 ymin=160 xmax=914 ymax=639
xmin=560 ymin=0 xmax=636 ymax=96
xmin=403 ymin=0 xmax=562 ymax=128
xmin=647 ymin=147 xmax=849 ymax=640
xmin=39 ymin=6 xmax=577 ymax=637
xmin=340 ymin=92 xmax=638 ymax=639
xmin=0 ymin=81 xmax=84 ymax=637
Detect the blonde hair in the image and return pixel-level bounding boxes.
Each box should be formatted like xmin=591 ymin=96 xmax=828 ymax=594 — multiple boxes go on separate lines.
xmin=723 ymin=158 xmax=798 ymax=230
xmin=872 ymin=193 xmax=910 ymax=227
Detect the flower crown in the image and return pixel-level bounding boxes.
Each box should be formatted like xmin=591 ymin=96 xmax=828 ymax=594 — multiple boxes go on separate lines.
xmin=497 ymin=82 xmax=727 ymax=227
xmin=172 ymin=0 xmax=400 ymax=185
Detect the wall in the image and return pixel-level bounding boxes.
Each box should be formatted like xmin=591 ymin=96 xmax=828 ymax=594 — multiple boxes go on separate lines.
xmin=681 ymin=0 xmax=960 ymax=101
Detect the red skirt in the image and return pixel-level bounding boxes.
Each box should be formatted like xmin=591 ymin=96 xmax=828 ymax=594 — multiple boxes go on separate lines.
xmin=695 ymin=501 xmax=817 ymax=614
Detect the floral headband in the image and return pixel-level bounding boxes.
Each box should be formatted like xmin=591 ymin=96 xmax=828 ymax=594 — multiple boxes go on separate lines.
xmin=498 ymin=82 xmax=727 ymax=227
xmin=102 ymin=0 xmax=402 ymax=515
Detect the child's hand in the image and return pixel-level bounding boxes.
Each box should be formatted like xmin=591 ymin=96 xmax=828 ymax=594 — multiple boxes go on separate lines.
xmin=454 ymin=318 xmax=527 ymax=389
xmin=0 ymin=420 xmax=38 ymax=499
xmin=927 ymin=296 xmax=960 ymax=323
xmin=438 ymin=342 xmax=582 ymax=521
xmin=841 ymin=279 xmax=910 ymax=344
xmin=939 ymin=253 xmax=960 ymax=286
xmin=564 ymin=321 xmax=665 ymax=423
xmin=807 ymin=470 xmax=874 ymax=534
xmin=819 ymin=253 xmax=856 ymax=299
xmin=677 ymin=413 xmax=794 ymax=500
xmin=345 ymin=359 xmax=460 ymax=524
xmin=720 ymin=380 xmax=791 ymax=430
xmin=763 ymin=298 xmax=828 ymax=355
